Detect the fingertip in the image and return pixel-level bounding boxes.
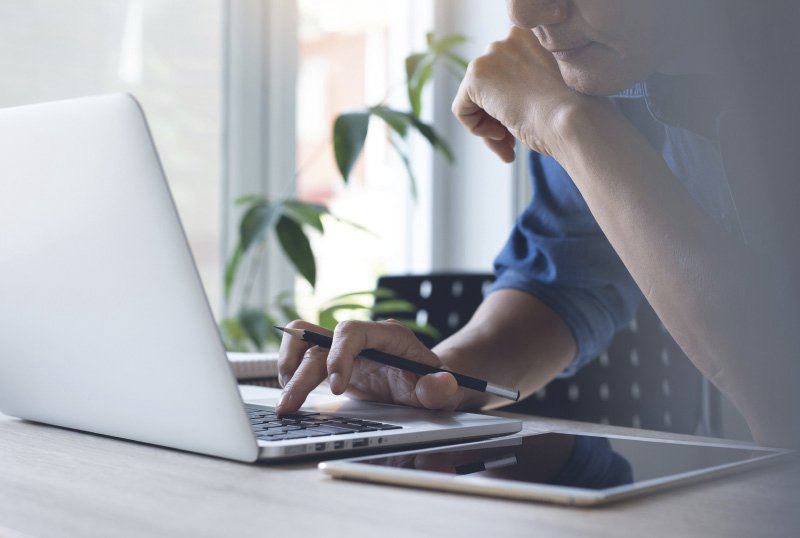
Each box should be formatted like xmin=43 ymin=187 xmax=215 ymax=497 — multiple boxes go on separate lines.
xmin=329 ymin=372 xmax=344 ymax=394
xmin=484 ymin=137 xmax=516 ymax=163
xmin=276 ymin=390 xmax=294 ymax=416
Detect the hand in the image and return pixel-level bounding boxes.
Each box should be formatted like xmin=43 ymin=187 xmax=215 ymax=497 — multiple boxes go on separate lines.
xmin=452 ymin=26 xmax=589 ymax=162
xmin=276 ymin=319 xmax=464 ymax=415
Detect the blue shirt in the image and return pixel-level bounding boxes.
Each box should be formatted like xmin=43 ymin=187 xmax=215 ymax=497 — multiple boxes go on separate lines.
xmin=490 ymin=74 xmax=742 ymax=376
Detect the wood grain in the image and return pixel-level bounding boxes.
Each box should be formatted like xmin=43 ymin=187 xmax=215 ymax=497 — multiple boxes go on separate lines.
xmin=1 ymin=413 xmax=797 ymax=538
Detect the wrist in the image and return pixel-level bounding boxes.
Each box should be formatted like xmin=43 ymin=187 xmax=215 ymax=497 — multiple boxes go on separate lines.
xmin=540 ymin=96 xmax=616 ymax=162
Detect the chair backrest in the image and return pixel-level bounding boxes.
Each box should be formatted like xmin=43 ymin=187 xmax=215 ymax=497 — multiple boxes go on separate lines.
xmin=504 ymin=300 xmax=719 ymax=435
xmin=374 ymin=273 xmax=495 ymax=348
xmin=374 ymin=273 xmax=719 ymax=436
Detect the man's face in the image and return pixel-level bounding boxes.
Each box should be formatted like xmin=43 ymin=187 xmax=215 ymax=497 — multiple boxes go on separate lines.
xmin=506 ymin=0 xmax=679 ymax=95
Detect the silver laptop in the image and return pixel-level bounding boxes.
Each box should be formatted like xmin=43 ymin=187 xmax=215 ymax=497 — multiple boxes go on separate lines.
xmin=0 ymin=94 xmax=520 ymax=462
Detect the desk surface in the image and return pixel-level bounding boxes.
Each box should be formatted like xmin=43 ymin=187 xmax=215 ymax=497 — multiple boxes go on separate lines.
xmin=1 ymin=412 xmax=798 ymax=538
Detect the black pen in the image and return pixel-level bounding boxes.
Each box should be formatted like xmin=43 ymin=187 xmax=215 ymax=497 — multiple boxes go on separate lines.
xmin=275 ymin=326 xmax=520 ymax=401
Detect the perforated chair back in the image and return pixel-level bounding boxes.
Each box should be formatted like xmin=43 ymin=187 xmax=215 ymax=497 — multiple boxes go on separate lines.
xmin=374 ymin=273 xmax=718 ymax=436
xmin=504 ymin=300 xmax=720 ymax=435
xmin=373 ymin=273 xmax=495 ymax=348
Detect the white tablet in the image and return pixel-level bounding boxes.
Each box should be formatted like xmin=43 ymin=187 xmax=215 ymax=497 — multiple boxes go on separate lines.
xmin=319 ymin=431 xmax=792 ymax=506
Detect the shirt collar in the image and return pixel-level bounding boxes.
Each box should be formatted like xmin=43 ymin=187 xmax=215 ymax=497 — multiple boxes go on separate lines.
xmin=612 ymin=73 xmax=730 ymax=139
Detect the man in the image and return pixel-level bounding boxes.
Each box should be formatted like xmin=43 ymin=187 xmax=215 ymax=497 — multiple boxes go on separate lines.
xmin=277 ymin=1 xmax=800 ymax=447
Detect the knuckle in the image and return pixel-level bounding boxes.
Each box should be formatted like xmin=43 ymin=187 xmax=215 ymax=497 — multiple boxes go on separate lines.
xmin=384 ymin=319 xmax=415 ymax=337
xmin=469 ymin=56 xmax=490 ymax=77
xmin=303 ymin=346 xmax=328 ymax=364
xmin=486 ymin=39 xmax=504 ymax=54
xmin=333 ymin=319 xmax=362 ymax=337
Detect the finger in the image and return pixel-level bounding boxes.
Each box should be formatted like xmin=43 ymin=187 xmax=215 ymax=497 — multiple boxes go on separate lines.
xmin=483 ymin=132 xmax=516 ymax=163
xmin=327 ymin=320 xmax=439 ymax=394
xmin=415 ymin=372 xmax=464 ymax=410
xmin=459 ymin=108 xmax=509 ymax=141
xmin=277 ymin=320 xmax=332 ymax=387
xmin=277 ymin=345 xmax=330 ymax=415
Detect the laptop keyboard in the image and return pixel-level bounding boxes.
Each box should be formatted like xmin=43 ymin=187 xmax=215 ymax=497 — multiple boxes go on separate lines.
xmin=246 ymin=405 xmax=402 ymax=442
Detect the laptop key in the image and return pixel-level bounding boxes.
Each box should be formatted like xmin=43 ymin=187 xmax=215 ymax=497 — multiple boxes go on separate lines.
xmin=324 ymin=422 xmax=369 ymax=431
xmin=305 ymin=426 xmax=353 ymax=435
xmin=279 ymin=425 xmax=303 ymax=431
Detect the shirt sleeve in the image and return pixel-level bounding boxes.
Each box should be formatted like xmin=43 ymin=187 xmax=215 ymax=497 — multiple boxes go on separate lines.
xmin=488 ymin=150 xmax=642 ymax=376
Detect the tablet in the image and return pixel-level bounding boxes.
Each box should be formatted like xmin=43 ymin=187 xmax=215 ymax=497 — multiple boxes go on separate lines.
xmin=319 ymin=431 xmax=792 ymax=506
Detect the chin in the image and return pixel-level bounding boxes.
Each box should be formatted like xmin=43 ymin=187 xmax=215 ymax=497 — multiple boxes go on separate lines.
xmin=555 ymin=49 xmax=652 ymax=97
xmin=558 ymin=64 xmax=637 ymax=96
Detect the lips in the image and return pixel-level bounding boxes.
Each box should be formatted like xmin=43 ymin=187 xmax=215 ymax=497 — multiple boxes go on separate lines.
xmin=546 ymin=42 xmax=593 ymax=61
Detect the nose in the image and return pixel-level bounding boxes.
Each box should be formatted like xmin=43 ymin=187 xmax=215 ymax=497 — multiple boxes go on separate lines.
xmin=506 ymin=0 xmax=568 ymax=28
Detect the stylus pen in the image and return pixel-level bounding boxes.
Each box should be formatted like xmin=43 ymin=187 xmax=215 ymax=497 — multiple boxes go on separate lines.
xmin=275 ymin=326 xmax=520 ymax=401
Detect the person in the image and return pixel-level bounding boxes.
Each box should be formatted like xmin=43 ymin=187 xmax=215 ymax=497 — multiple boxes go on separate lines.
xmin=277 ymin=0 xmax=800 ymax=448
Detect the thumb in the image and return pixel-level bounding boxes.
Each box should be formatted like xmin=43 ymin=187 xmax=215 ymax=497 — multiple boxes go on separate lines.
xmin=415 ymin=372 xmax=464 ymax=410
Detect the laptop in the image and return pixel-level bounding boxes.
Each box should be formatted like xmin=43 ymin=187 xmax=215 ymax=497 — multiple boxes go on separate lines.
xmin=0 ymin=94 xmax=520 ymax=462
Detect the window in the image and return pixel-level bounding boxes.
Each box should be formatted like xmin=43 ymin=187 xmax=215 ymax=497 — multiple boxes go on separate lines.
xmin=0 ymin=0 xmax=224 ymax=314
xmin=3 ymin=1 xmax=511 ymax=333
xmin=294 ymin=0 xmax=433 ymax=315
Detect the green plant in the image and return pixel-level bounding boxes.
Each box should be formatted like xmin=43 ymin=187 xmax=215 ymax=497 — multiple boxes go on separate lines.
xmin=221 ymin=33 xmax=466 ymax=351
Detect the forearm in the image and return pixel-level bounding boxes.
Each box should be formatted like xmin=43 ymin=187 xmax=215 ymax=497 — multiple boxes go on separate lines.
xmin=433 ymin=288 xmax=576 ymax=411
xmin=551 ymin=101 xmax=800 ymax=446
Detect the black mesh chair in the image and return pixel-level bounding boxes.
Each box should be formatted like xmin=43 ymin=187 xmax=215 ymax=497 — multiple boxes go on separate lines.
xmin=373 ymin=273 xmax=719 ymax=436
xmin=375 ymin=273 xmax=495 ymax=348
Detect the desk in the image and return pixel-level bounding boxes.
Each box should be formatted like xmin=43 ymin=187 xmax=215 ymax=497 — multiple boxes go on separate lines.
xmin=1 ymin=412 xmax=798 ymax=538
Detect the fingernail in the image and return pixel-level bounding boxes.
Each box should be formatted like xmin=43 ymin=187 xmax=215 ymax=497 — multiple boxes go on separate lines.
xmin=329 ymin=373 xmax=342 ymax=393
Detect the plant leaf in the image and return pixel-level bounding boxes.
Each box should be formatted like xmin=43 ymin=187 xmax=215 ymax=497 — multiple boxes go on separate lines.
xmin=240 ymin=202 xmax=279 ymax=251
xmin=263 ymin=311 xmax=281 ymax=347
xmin=220 ymin=318 xmax=250 ymax=352
xmin=405 ymin=115 xmax=454 ymax=163
xmin=319 ymin=302 xmax=370 ymax=316
xmin=238 ymin=308 xmax=270 ymax=350
xmin=388 ymin=136 xmax=417 ymax=201
xmin=325 ymin=288 xmax=397 ymax=303
xmin=275 ymin=215 xmax=316 ymax=288
xmin=430 ymin=33 xmax=468 ymax=55
xmin=280 ymin=199 xmax=329 ymax=233
xmin=371 ymin=299 xmax=418 ymax=315
xmin=318 ymin=303 xmax=372 ymax=329
xmin=235 ymin=193 xmax=268 ymax=206
xmin=370 ymin=105 xmax=411 ymax=138
xmin=331 ymin=216 xmax=376 ymax=236
xmin=399 ymin=320 xmax=442 ymax=341
xmin=405 ymin=53 xmax=425 ymax=85
xmin=224 ymin=242 xmax=244 ymax=301
xmin=318 ymin=310 xmax=338 ymax=331
xmin=333 ymin=112 xmax=370 ymax=182
xmin=444 ymin=50 xmax=469 ymax=72
xmin=276 ymin=291 xmax=301 ymax=322
xmin=405 ymin=53 xmax=435 ymax=118
xmin=409 ymin=60 xmax=434 ymax=118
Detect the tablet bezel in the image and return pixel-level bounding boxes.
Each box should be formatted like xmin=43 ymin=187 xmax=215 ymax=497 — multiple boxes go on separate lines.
xmin=318 ymin=431 xmax=792 ymax=506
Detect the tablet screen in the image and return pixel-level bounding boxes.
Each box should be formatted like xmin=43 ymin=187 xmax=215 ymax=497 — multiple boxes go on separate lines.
xmin=356 ymin=433 xmax=771 ymax=490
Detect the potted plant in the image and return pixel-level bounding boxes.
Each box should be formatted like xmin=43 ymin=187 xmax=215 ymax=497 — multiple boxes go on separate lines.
xmin=221 ymin=33 xmax=468 ymax=352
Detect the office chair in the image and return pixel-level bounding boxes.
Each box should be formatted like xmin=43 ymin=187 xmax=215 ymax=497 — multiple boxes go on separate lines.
xmin=373 ymin=273 xmax=719 ymax=436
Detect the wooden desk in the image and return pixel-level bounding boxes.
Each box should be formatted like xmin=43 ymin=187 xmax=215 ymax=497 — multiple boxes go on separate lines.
xmin=1 ymin=412 xmax=798 ymax=538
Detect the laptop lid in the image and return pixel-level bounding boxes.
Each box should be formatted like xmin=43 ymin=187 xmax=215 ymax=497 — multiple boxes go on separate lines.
xmin=0 ymin=94 xmax=259 ymax=462
xmin=0 ymin=94 xmax=521 ymax=463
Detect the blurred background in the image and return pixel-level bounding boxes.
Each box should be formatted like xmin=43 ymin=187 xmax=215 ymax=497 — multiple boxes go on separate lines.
xmin=0 ymin=0 xmax=751 ymax=440
xmin=0 ymin=0 xmax=518 ymax=320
